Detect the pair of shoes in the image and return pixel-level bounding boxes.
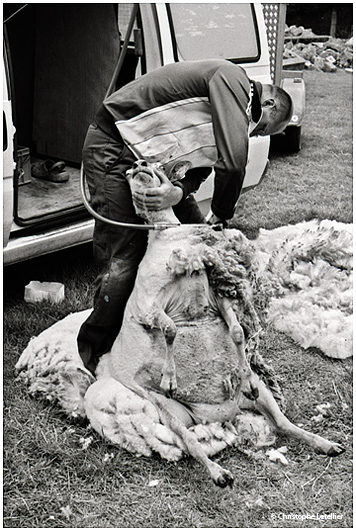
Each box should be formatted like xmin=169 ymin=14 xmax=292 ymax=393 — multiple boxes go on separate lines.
xmin=31 ymin=160 xmax=70 ymax=183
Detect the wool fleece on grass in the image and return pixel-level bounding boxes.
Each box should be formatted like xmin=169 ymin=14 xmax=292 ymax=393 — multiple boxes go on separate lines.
xmin=254 ymin=219 xmax=352 ymax=359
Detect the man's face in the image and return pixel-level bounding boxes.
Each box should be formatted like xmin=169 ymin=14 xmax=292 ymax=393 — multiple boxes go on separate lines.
xmin=250 ymin=119 xmax=287 ymax=137
xmin=250 ymin=103 xmax=288 ymax=137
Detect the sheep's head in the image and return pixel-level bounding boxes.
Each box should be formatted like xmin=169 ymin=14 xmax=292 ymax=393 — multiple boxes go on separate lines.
xmin=126 ymin=160 xmax=179 ymax=225
xmin=126 ymin=160 xmax=162 ymax=194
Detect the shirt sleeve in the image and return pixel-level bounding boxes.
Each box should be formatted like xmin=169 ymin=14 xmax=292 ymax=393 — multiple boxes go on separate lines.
xmin=208 ymin=65 xmax=251 ymax=219
xmin=173 ymin=167 xmax=212 ymax=201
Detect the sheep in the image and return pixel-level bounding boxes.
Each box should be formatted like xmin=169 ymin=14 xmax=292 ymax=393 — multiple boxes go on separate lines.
xmin=15 ymin=161 xmax=349 ymax=487
xmin=86 ymin=161 xmax=344 ymax=486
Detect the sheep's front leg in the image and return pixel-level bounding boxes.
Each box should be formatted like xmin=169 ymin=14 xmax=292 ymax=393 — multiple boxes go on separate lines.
xmin=154 ymin=310 xmax=177 ymax=397
xmin=216 ymin=296 xmax=259 ymax=401
xmin=240 ymin=374 xmax=345 ymax=456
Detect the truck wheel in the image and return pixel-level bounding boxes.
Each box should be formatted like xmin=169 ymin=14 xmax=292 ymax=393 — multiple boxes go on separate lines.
xmin=285 ymin=125 xmax=301 ymax=153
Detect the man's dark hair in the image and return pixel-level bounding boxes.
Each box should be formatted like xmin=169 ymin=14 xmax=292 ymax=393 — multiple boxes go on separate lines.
xmin=272 ymin=85 xmax=293 ymax=124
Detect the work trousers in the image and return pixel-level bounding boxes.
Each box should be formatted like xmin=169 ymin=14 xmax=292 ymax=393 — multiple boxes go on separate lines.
xmin=77 ymin=124 xmax=206 ymax=374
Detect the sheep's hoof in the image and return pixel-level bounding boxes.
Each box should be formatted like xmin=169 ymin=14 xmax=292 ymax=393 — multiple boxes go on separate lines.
xmin=213 ymin=468 xmax=234 ymax=489
xmin=315 ymin=440 xmax=345 ymax=457
xmin=326 ymin=442 xmax=345 ymax=457
xmin=241 ymin=382 xmax=259 ymax=401
xmin=160 ymin=373 xmax=177 ymax=398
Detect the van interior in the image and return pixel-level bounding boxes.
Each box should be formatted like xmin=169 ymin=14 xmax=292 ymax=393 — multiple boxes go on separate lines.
xmin=4 ymin=4 xmax=140 ymax=227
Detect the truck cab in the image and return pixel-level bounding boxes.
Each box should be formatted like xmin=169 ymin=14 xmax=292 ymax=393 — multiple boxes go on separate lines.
xmin=3 ymin=3 xmax=297 ymax=265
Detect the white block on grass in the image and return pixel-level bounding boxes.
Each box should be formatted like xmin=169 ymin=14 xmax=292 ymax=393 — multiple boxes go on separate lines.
xmin=24 ymin=281 xmax=65 ymax=303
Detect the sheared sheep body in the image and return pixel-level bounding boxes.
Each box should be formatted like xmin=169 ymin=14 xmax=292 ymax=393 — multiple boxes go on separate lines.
xmin=107 ymin=223 xmax=259 ymax=422
xmin=15 ymin=159 xmax=348 ymax=486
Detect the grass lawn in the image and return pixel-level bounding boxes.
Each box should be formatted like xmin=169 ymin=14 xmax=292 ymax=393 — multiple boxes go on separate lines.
xmin=3 ymin=69 xmax=353 ymax=528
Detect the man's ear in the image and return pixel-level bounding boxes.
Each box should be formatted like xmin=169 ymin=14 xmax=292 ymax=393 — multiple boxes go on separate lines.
xmin=261 ymin=98 xmax=276 ymax=108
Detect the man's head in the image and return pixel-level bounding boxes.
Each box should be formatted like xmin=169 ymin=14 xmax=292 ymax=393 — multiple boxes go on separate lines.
xmin=250 ymin=85 xmax=293 ymax=137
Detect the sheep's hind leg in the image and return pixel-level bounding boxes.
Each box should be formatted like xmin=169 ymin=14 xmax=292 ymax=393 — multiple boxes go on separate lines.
xmin=216 ymin=296 xmax=259 ymax=401
xmin=155 ymin=311 xmax=178 ymax=397
xmin=149 ymin=391 xmax=234 ymax=488
xmin=240 ymin=374 xmax=345 ymax=456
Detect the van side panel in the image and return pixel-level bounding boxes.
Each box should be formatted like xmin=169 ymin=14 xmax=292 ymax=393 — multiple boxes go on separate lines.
xmin=139 ymin=4 xmax=164 ymax=72
xmin=3 ymin=220 xmax=94 ymax=265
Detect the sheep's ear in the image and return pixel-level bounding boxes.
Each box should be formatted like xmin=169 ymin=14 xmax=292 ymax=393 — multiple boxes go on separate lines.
xmin=125 ymin=168 xmax=134 ymax=182
xmin=168 ymin=160 xmax=192 ymax=181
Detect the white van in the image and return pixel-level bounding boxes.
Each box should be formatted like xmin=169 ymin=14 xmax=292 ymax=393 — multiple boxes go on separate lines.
xmin=3 ymin=3 xmax=303 ymax=265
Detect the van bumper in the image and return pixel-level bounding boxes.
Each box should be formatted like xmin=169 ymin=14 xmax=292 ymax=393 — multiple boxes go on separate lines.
xmin=3 ymin=220 xmax=95 ymax=265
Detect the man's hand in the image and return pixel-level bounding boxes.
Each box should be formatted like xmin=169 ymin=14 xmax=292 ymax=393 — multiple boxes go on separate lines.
xmin=205 ymin=210 xmax=227 ymax=230
xmin=205 ymin=210 xmax=223 ymax=225
xmin=131 ymin=167 xmax=183 ymax=211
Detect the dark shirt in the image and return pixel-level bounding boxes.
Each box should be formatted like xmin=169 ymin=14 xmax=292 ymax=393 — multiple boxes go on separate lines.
xmin=96 ymin=59 xmax=262 ymax=219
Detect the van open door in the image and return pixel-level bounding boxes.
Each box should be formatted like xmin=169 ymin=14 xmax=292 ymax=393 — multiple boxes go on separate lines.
xmin=3 ymin=28 xmax=15 ymax=248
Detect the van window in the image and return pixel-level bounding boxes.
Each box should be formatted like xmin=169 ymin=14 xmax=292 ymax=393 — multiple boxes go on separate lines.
xmin=168 ymin=4 xmax=259 ymax=62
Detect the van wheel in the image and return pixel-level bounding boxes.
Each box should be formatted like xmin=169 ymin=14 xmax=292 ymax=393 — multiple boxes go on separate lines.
xmin=285 ymin=125 xmax=301 ymax=153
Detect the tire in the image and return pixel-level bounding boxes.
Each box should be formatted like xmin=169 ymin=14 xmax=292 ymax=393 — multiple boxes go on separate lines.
xmin=285 ymin=125 xmax=302 ymax=153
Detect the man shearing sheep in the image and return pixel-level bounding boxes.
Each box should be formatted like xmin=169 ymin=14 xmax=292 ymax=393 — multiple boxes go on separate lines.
xmin=77 ymin=59 xmax=292 ymax=374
